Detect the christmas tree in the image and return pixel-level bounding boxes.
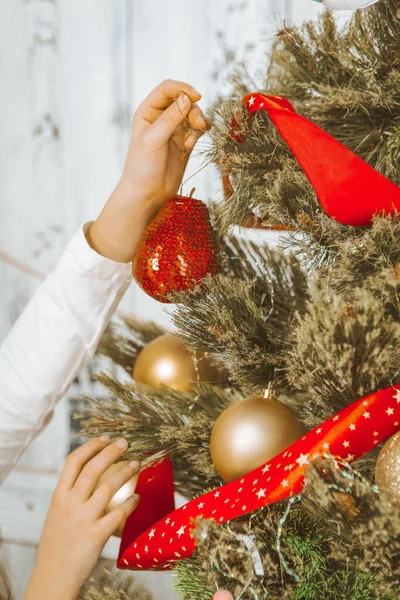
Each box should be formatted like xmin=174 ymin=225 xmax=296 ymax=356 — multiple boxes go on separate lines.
xmin=80 ymin=1 xmax=400 ymax=598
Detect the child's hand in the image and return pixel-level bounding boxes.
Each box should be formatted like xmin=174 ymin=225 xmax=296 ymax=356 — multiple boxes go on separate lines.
xmin=88 ymin=80 xmax=208 ymax=263
xmin=213 ymin=593 xmax=233 ymax=600
xmin=120 ymin=79 xmax=206 ymax=207
xmin=25 ymin=436 xmax=140 ymax=600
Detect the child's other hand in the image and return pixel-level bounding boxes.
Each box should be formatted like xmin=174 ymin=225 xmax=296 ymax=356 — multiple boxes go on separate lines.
xmin=213 ymin=593 xmax=233 ymax=600
xmin=25 ymin=437 xmax=140 ymax=600
xmin=89 ymin=80 xmax=208 ymax=263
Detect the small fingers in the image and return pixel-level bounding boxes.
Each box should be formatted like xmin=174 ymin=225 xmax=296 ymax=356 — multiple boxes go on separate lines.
xmin=134 ymin=80 xmax=201 ymax=134
xmin=144 ymin=92 xmax=193 ymax=151
xmin=73 ymin=438 xmax=130 ymax=500
xmin=184 ymin=129 xmax=203 ymax=150
xmin=181 ymin=104 xmax=208 ymax=150
xmin=99 ymin=493 xmax=140 ymax=538
xmin=140 ymin=79 xmax=201 ymax=112
xmin=89 ymin=460 xmax=140 ymax=517
xmin=213 ymin=593 xmax=234 ymax=600
xmin=187 ymin=103 xmax=208 ymax=132
xmin=57 ymin=435 xmax=110 ymax=493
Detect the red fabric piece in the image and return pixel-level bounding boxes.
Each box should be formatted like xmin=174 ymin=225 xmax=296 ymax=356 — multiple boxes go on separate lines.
xmin=118 ymin=458 xmax=175 ymax=564
xmin=118 ymin=386 xmax=400 ymax=571
xmin=236 ymin=93 xmax=400 ymax=226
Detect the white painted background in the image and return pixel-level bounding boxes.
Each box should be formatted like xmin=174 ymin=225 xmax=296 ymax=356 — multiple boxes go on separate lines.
xmin=0 ymin=1 xmax=325 ymax=597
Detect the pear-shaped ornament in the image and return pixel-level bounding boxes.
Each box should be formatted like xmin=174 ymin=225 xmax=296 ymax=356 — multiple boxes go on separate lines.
xmin=132 ymin=191 xmax=219 ymax=303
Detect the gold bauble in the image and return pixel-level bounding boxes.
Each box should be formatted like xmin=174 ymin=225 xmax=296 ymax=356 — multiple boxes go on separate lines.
xmin=133 ymin=333 xmax=224 ymax=392
xmin=95 ymin=461 xmax=139 ymax=537
xmin=210 ymin=396 xmax=305 ymax=483
xmin=375 ymin=431 xmax=400 ymax=506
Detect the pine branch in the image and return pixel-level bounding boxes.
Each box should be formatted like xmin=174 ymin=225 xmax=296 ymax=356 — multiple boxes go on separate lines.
xmin=171 ymin=242 xmax=308 ymax=395
xmin=79 ymin=376 xmax=238 ymax=497
xmin=319 ymin=214 xmax=400 ymax=318
xmin=286 ymin=286 xmax=400 ymax=428
xmin=79 ymin=571 xmax=152 ymax=600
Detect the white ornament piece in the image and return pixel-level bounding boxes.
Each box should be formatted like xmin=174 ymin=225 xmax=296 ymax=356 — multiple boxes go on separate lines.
xmin=321 ymin=0 xmax=379 ymax=9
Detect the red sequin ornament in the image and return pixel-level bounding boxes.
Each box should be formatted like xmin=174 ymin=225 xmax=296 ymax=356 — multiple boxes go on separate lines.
xmin=132 ymin=194 xmax=220 ymax=303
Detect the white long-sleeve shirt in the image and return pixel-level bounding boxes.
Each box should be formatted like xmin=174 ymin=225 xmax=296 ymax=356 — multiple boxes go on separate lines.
xmin=0 ymin=224 xmax=132 ymax=483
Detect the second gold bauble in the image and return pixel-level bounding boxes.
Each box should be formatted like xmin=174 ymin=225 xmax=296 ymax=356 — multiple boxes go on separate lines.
xmin=133 ymin=333 xmax=224 ymax=391
xmin=375 ymin=431 xmax=400 ymax=506
xmin=210 ymin=396 xmax=305 ymax=483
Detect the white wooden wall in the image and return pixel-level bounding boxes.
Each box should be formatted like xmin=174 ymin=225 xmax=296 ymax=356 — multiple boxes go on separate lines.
xmin=0 ymin=1 xmax=323 ymax=598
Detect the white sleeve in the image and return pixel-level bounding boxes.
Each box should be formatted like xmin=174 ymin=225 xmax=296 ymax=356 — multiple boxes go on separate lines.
xmin=0 ymin=223 xmax=132 ymax=483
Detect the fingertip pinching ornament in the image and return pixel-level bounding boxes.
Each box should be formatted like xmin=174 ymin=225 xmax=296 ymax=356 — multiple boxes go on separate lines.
xmin=375 ymin=431 xmax=400 ymax=505
xmin=210 ymin=390 xmax=305 ymax=482
xmin=132 ymin=190 xmax=219 ymax=303
xmin=313 ymin=0 xmax=379 ymax=9
xmin=94 ymin=461 xmax=140 ymax=537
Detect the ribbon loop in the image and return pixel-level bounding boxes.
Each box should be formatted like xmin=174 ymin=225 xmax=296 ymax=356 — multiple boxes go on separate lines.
xmin=228 ymin=93 xmax=400 ymax=227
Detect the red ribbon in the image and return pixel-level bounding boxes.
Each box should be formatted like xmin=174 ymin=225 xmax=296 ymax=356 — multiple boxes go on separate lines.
xmin=118 ymin=385 xmax=400 ymax=570
xmin=225 ymin=93 xmax=400 ymax=227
